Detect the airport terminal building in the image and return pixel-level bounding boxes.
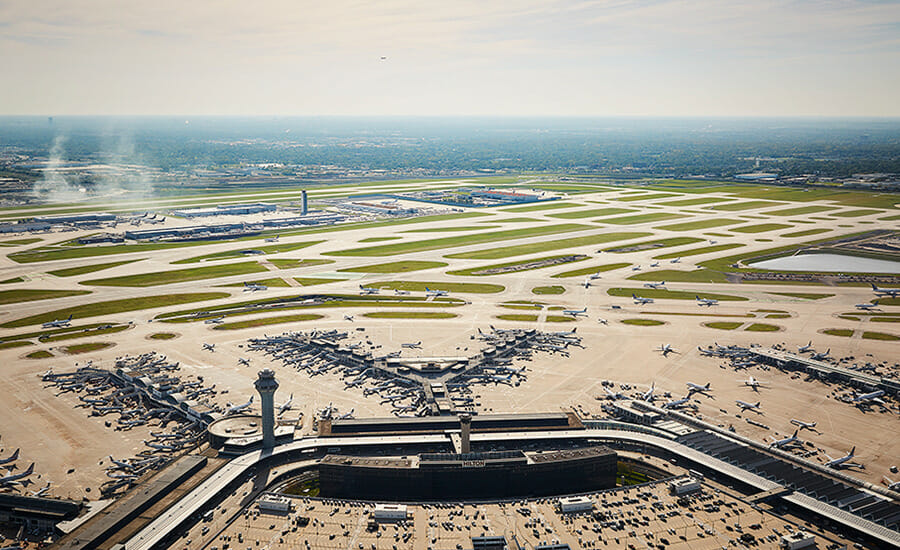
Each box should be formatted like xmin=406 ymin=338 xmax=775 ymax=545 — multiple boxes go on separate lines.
xmin=320 ymin=446 xmax=616 ymax=501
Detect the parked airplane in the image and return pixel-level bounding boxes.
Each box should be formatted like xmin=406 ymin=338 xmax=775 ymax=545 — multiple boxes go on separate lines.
xmin=597 ymin=318 xmax=608 ymax=325
xmin=882 ymin=476 xmax=900 ymax=491
xmin=655 ymin=344 xmax=675 ymax=357
xmin=670 ymin=257 xmax=681 ymax=263
xmin=686 ymin=382 xmax=711 ymax=394
xmin=343 ymin=315 xmax=354 ymax=322
xmin=601 ymin=387 xmax=626 ymax=400
xmin=202 ymin=343 xmax=215 ymax=352
xmin=643 ymin=281 xmax=666 ymax=289
xmin=871 ymin=283 xmax=900 ymax=298
xmin=336 ymin=408 xmax=355 ymax=420
xmin=588 ymin=271 xmax=604 ymax=280
xmin=42 ymin=315 xmax=72 ymax=329
xmin=243 ymin=282 xmax=267 ymax=292
xmin=582 ymin=278 xmax=592 ymax=289
xmin=632 ymin=294 xmax=654 ymax=305
xmin=0 ymin=449 xmax=19 ymax=470
xmin=810 ymin=349 xmax=831 ymax=361
xmin=0 ymin=463 xmax=34 ymax=487
xmin=850 ymin=390 xmax=886 ymax=405
xmin=798 ymin=341 xmax=814 ymax=353
xmin=662 ymin=396 xmax=692 ymax=409
xmin=790 ymin=419 xmax=818 ymax=431
xmin=145 ymin=441 xmax=179 ymax=452
xmin=631 ymin=265 xmax=641 ymax=271
xmin=277 ymin=394 xmax=294 ymax=417
xmin=736 ymin=400 xmax=761 ymax=411
xmin=696 ymin=296 xmax=719 ymax=306
xmin=824 ymin=447 xmax=863 ymax=469
xmin=238 ymin=358 xmax=250 ymax=366
xmin=769 ymin=430 xmax=801 ymax=449
xmin=741 ymin=376 xmax=766 ymax=390
xmin=649 ymin=261 xmax=659 ymax=268
xmin=359 ymin=285 xmax=380 ymax=295
xmin=641 ymin=383 xmax=656 ymax=402
xmin=401 ymin=341 xmax=422 ymax=349
xmin=855 ymin=301 xmax=879 ymax=311
xmin=29 ymin=482 xmax=51 ymax=497
xmin=425 ymin=287 xmax=449 ymax=297
xmin=226 ymin=395 xmax=253 ymax=415
xmin=204 ymin=316 xmax=225 ymax=325
xmin=107 ymin=456 xmax=134 ymax=471
xmin=562 ymin=307 xmax=588 ymax=317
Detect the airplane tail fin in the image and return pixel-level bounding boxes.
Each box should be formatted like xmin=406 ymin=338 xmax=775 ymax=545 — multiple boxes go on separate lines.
xmin=849 ymin=446 xmax=856 ymax=456
xmin=755 ymin=402 xmax=761 ymax=407
xmin=872 ymin=283 xmax=878 ymax=290
xmin=10 ymin=449 xmax=19 ymax=461
xmin=249 ymin=395 xmax=254 ymax=403
xmin=792 ymin=429 xmax=798 ymax=437
xmin=23 ymin=463 xmax=34 ymax=475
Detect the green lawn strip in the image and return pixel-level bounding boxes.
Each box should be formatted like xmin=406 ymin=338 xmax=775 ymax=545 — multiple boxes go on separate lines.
xmin=607 ymin=287 xmax=747 ymax=301
xmin=862 ymin=331 xmax=900 ymax=340
xmin=551 ymin=262 xmax=631 ymax=278
xmin=149 ymin=332 xmax=178 ymax=340
xmin=402 ymin=226 xmax=500 ymax=233
xmin=705 ymin=322 xmax=742 ymax=330
xmin=823 ymin=328 xmax=853 ymax=337
xmin=500 ymin=201 xmax=583 ymax=213
xmin=359 ymin=236 xmax=402 ymax=242
xmin=38 ymin=324 xmax=131 ymax=343
xmin=870 ymin=317 xmax=900 ymax=323
xmin=660 ymin=197 xmax=737 ymax=207
xmin=0 ymin=238 xmax=42 ymax=246
xmin=325 ymin=223 xmax=590 ymax=257
xmin=26 ymin=350 xmax=52 ymax=358
xmin=638 ymin=311 xmax=751 ymax=318
xmin=446 ymin=231 xmax=651 ymax=260
xmin=496 ymin=314 xmax=538 ymax=322
xmin=710 ymin=200 xmax=785 ymax=211
xmin=729 ymin=223 xmax=793 ymax=234
xmin=2 ymin=292 xmax=230 ymax=328
xmin=614 ymin=193 xmax=679 ymax=202
xmin=601 ymin=213 xmax=686 ymax=225
xmin=0 ymin=277 xmax=24 ymax=284
xmin=546 ymin=315 xmax=576 ymax=323
xmin=373 ymin=281 xmax=505 ymax=294
xmin=781 ymin=229 xmax=832 ymax=238
xmin=293 ymin=277 xmax=341 ymax=286
xmin=879 ymin=214 xmax=900 ymax=221
xmin=0 ymin=289 xmax=91 ymax=305
xmin=493 ymin=217 xmax=539 ymax=223
xmin=47 ymin=259 xmax=143 ymax=277
xmin=448 ymin=254 xmax=589 ymax=276
xmin=602 ymin=236 xmax=703 ymax=254
xmin=62 ymin=342 xmax=114 ymax=354
xmin=831 ymin=209 xmax=882 ymax=218
xmin=221 ymin=277 xmax=292 ymax=288
xmin=761 ymin=205 xmax=839 ymax=216
xmin=0 ymin=341 xmax=34 ymax=350
xmin=361 ymin=311 xmax=457 ymax=320
xmin=173 ymin=240 xmax=324 ymax=264
xmin=83 ymin=261 xmax=268 ymax=287
xmin=268 ymin=259 xmax=334 ymax=269
xmin=532 ymin=286 xmax=565 ymax=295
xmin=0 ymin=322 xmax=129 ymax=343
xmin=213 ymin=313 xmax=325 ymax=330
xmin=653 ymin=243 xmax=744 ymax=260
xmin=629 ymin=269 xmax=730 ymax=284
xmin=768 ymin=292 xmax=834 ymax=300
xmin=546 ymin=207 xmax=636 ymax=219
xmin=654 ymin=219 xmax=742 ymax=231
xmin=500 ymin=304 xmax=543 ymax=311
xmin=871 ymin=297 xmax=900 ymax=306
xmin=745 ymin=323 xmax=780 ymax=332
xmin=621 ymin=319 xmax=665 ymax=326
xmin=338 ymin=261 xmax=448 ymax=274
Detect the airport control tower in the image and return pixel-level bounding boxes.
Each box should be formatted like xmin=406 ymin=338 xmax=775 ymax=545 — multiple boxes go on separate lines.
xmin=459 ymin=413 xmax=472 ymax=454
xmin=255 ymin=369 xmax=279 ymax=448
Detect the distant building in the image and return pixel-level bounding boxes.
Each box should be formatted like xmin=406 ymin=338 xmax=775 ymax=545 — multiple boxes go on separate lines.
xmin=258 ymin=493 xmax=292 ymax=514
xmin=372 ymin=503 xmax=408 ymax=521
xmin=558 ymin=496 xmax=593 ymax=513
xmin=172 ymin=203 xmax=277 ymax=218
xmin=735 ymin=172 xmax=778 ymax=182
xmin=780 ymin=530 xmax=815 ymax=549
xmin=669 ymin=477 xmax=702 ymax=495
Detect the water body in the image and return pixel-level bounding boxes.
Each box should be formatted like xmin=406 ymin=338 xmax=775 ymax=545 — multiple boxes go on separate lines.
xmin=750 ymin=253 xmax=900 ymax=274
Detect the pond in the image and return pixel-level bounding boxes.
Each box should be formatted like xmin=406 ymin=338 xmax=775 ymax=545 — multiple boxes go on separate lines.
xmin=749 ymin=253 xmax=900 ymax=274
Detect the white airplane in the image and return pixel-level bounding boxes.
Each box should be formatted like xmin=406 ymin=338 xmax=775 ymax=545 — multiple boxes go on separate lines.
xmin=107 ymin=456 xmax=135 ymax=471
xmin=401 ymin=341 xmax=422 ymax=349
xmin=798 ymin=341 xmax=814 ymax=353
xmin=359 ymin=285 xmax=380 ymax=295
xmin=394 ymin=289 xmax=411 ymax=295
xmin=855 ymin=301 xmax=879 ymax=311
xmin=641 ymin=383 xmax=656 ymax=402
xmin=741 ymin=376 xmax=766 ymax=390
xmin=243 ymin=282 xmax=268 ymax=292
xmin=662 ymin=395 xmax=692 ymax=409
xmin=601 ymin=387 xmax=626 ymax=400
xmin=686 ymin=382 xmax=711 ymax=394
xmin=709 ymin=239 xmax=717 ymax=244
xmin=810 ymin=348 xmax=831 ymax=361
xmin=582 ymin=278 xmax=592 ymax=288
xmin=696 ymin=296 xmax=719 ymax=306
xmin=562 ymin=307 xmax=588 ymax=317
xmin=631 ymin=265 xmax=641 ymax=271
xmin=42 ymin=315 xmax=72 ymax=329
xmin=670 ymin=257 xmax=681 ymax=264
xmin=882 ymin=476 xmax=900 ymax=491
xmin=145 ymin=441 xmax=179 ymax=452
xmin=318 ymin=402 xmax=336 ymax=420
xmin=238 ymin=358 xmax=250 ymax=366
xmin=769 ymin=430 xmax=801 ymax=449
xmin=0 ymin=449 xmax=19 ymax=470
xmin=824 ymin=447 xmax=863 ymax=469
xmin=0 ymin=463 xmax=34 ymax=487
xmin=871 ymin=283 xmax=900 ymax=298
xmin=656 ymin=344 xmax=676 ymax=357
xmin=204 ymin=316 xmax=225 ymax=325
xmin=597 ymin=318 xmax=608 ymax=325
xmin=736 ymin=400 xmax=761 ymax=411
xmin=264 ymin=235 xmax=279 ymax=243
xmin=336 ymin=408 xmax=355 ymax=420
xmin=649 ymin=261 xmax=659 ymax=268
xmin=226 ymin=395 xmax=253 ymax=415
xmin=425 ymin=287 xmax=449 ymax=297
xmin=29 ymin=482 xmax=51 ymax=497
xmin=202 ymin=343 xmax=215 ymax=352
xmin=277 ymin=394 xmax=294 ymax=417
xmin=343 ymin=314 xmax=354 ymax=322
xmin=850 ymin=390 xmax=886 ymax=405
xmin=790 ymin=419 xmax=818 ymax=431
xmin=632 ymin=294 xmax=654 ymax=305
xmin=644 ymin=281 xmax=666 ymax=289
xmin=589 ymin=271 xmax=604 ymax=280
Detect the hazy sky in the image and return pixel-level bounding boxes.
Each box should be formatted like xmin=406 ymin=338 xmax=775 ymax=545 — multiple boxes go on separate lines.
xmin=2 ymin=0 xmax=899 ymax=116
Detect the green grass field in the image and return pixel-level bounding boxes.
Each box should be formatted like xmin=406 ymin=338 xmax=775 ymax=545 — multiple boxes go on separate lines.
xmin=629 ymin=269 xmax=730 ymax=284
xmin=602 ymin=236 xmax=703 ymax=254
xmin=403 ymin=226 xmax=500 ymax=233
xmin=761 ymin=205 xmax=839 ymax=216
xmin=222 ymin=277 xmax=292 ymax=288
xmin=551 ymin=262 xmax=631 ymax=278
xmin=862 ymin=331 xmax=900 ymax=341
xmin=769 ymin=292 xmax=834 ymax=300
xmin=745 ymin=323 xmax=780 ymax=332
xmin=214 ymin=313 xmax=324 ymax=330
xmin=0 ymin=237 xmax=42 ymax=246
xmin=615 ymin=193 xmax=679 ymax=202
xmin=729 ymin=223 xmax=793 ymax=234
xmin=621 ymin=318 xmax=665 ymax=326
xmin=62 ymin=342 xmax=114 ymax=354
xmin=823 ymin=328 xmax=853 ymax=337
xmin=267 ymin=258 xmax=334 ymax=269
xmin=448 ymin=254 xmax=588 ymax=276
xmin=705 ymin=321 xmax=742 ymax=330
xmin=0 ymin=277 xmax=24 ymax=284
xmin=337 ymin=260 xmax=448 ymax=273
xmin=831 ymin=209 xmax=882 ymax=217
xmin=39 ymin=324 xmax=131 ymax=342
xmin=374 ymin=281 xmax=505 ymax=293
xmin=652 ymin=243 xmax=744 ymax=259
xmin=660 ymin=197 xmax=737 ymax=207
xmin=25 ymin=350 xmax=52 ymax=359
xmin=654 ymin=219 xmax=741 ymax=231
xmin=0 ymin=341 xmax=34 ymax=350
xmin=83 ymin=261 xmax=268 ymax=287
xmin=325 ymin=223 xmax=590 ymax=257
xmin=711 ymin=200 xmax=784 ymax=211
xmin=173 ymin=240 xmax=324 ymax=264
xmin=496 ymin=314 xmax=538 ymax=322
xmin=293 ymin=277 xmax=341 ymax=286
xmin=0 ymin=288 xmax=91 ymax=305
xmin=2 ymin=292 xmax=230 ymax=328
xmin=362 ymin=311 xmax=457 ymax=320
xmin=546 ymin=315 xmax=576 ymax=322
xmin=532 ymin=285 xmax=565 ymax=295
xmin=500 ymin=201 xmax=582 ymax=212
xmin=546 ymin=207 xmax=635 ymax=219
xmin=781 ymin=228 xmax=832 ymax=238
xmin=608 ymin=287 xmax=747 ymax=301
xmin=445 ymin=231 xmax=650 ymax=260
xmin=358 ymin=236 xmax=403 ymax=242
xmin=149 ymin=332 xmax=178 ymax=340
xmin=601 ymin=212 xmax=686 ymax=225
xmin=47 ymin=259 xmax=143 ymax=277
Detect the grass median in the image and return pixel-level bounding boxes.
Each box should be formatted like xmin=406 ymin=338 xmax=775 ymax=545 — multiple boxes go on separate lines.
xmin=446 ymin=232 xmax=650 ymax=260
xmin=0 ymin=289 xmax=92 ymax=305
xmin=83 ymin=261 xmax=268 ymax=287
